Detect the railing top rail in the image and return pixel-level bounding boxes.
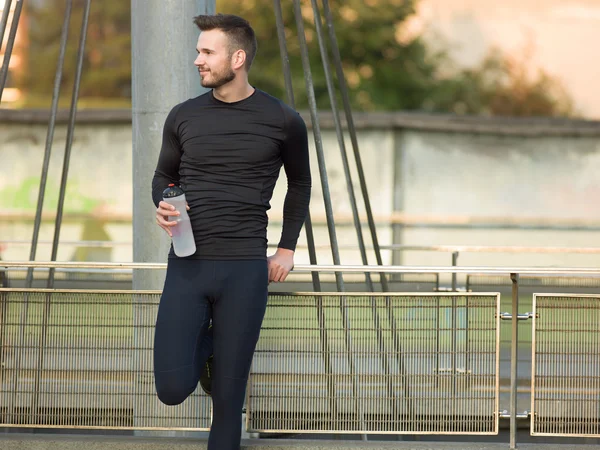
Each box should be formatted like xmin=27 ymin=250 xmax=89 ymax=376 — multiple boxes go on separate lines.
xmin=0 ymin=288 xmax=502 ymax=296
xmin=381 ymin=245 xmax=600 ymax=254
xmin=3 ymin=261 xmax=600 ymax=276
xmin=5 ymin=240 xmax=600 ymax=254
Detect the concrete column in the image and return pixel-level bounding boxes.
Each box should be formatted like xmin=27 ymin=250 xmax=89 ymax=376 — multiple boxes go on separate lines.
xmin=131 ymin=0 xmax=215 ymax=436
xmin=132 ymin=0 xmax=214 ymax=290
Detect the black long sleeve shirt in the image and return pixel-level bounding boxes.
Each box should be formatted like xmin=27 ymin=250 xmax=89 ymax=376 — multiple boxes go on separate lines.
xmin=151 ymin=89 xmax=311 ymax=260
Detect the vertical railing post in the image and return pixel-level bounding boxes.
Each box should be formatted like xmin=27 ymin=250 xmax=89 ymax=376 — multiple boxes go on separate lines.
xmin=510 ymin=272 xmax=520 ymax=449
xmin=451 ymin=251 xmax=459 ymax=292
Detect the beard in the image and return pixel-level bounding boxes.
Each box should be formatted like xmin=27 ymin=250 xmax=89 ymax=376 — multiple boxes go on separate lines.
xmin=200 ymin=66 xmax=236 ymax=89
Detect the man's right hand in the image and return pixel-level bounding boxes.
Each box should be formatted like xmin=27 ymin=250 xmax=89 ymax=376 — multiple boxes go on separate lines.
xmin=156 ymin=201 xmax=189 ymax=237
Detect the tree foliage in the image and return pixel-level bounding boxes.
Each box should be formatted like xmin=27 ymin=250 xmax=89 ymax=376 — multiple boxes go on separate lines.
xmin=18 ymin=0 xmax=574 ymax=116
xmin=443 ymin=50 xmax=574 ymax=117
xmin=218 ymin=0 xmax=436 ymax=111
xmin=20 ymin=0 xmax=131 ymax=101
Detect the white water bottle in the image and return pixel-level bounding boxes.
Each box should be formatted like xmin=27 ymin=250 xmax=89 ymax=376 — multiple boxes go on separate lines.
xmin=162 ymin=184 xmax=196 ymax=257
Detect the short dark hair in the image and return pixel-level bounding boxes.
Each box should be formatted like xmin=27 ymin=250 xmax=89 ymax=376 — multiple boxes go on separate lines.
xmin=193 ymin=14 xmax=257 ymax=70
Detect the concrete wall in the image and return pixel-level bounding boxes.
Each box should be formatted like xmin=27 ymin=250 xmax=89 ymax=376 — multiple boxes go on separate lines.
xmin=2 ymin=110 xmax=600 ymax=274
xmin=393 ymin=118 xmax=600 ymax=270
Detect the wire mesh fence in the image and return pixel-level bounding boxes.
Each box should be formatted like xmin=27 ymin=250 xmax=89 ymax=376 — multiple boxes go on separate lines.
xmin=248 ymin=292 xmax=500 ymax=434
xmin=4 ymin=276 xmax=600 ymax=439
xmin=0 ymin=289 xmax=501 ymax=435
xmin=531 ymin=294 xmax=600 ymax=437
xmin=0 ymin=289 xmax=211 ymax=430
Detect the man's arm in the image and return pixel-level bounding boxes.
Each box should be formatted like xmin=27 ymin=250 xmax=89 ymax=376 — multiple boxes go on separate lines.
xmin=152 ymin=105 xmax=183 ymax=207
xmin=152 ymin=105 xmax=185 ymax=237
xmin=268 ymin=109 xmax=311 ymax=282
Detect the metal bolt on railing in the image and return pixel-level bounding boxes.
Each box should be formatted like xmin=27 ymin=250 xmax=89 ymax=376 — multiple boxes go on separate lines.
xmin=499 ymin=410 xmax=531 ymax=420
xmin=499 ymin=312 xmax=536 ymax=321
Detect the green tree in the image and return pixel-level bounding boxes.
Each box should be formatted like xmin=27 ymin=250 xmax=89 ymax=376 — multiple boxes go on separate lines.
xmin=20 ymin=0 xmax=131 ymax=106
xmin=442 ymin=49 xmax=574 ymax=117
xmin=219 ymin=0 xmax=443 ymax=111
xmin=218 ymin=0 xmax=574 ymax=116
xmin=19 ymin=0 xmax=574 ymax=116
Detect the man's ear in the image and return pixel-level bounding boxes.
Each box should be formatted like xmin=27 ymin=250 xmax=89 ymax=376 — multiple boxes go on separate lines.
xmin=232 ymin=49 xmax=247 ymax=70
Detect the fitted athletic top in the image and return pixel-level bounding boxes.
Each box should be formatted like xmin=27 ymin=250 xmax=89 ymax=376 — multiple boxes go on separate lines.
xmin=151 ymin=88 xmax=312 ymax=260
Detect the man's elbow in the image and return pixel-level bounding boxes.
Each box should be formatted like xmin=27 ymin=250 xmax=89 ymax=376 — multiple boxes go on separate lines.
xmin=288 ymin=176 xmax=312 ymax=190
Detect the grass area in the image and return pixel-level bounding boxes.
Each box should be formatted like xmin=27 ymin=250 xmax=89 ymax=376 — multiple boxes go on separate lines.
xmin=1 ymin=292 xmax=146 ymax=342
xmin=0 ymin=292 xmax=597 ymax=348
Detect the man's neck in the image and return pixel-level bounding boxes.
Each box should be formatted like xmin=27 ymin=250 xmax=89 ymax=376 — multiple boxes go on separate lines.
xmin=212 ymin=81 xmax=254 ymax=103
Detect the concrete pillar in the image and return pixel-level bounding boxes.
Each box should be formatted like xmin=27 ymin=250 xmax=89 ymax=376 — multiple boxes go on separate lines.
xmin=131 ymin=0 xmax=215 ymax=436
xmin=132 ymin=0 xmax=214 ymax=290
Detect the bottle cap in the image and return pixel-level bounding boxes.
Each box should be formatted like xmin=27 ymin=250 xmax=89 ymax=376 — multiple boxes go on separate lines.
xmin=163 ymin=184 xmax=185 ymax=198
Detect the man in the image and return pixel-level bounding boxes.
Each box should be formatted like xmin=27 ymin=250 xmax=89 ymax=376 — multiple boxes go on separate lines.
xmin=151 ymin=13 xmax=311 ymax=450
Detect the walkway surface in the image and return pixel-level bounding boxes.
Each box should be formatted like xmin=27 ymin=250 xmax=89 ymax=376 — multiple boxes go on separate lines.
xmin=1 ymin=434 xmax=600 ymax=450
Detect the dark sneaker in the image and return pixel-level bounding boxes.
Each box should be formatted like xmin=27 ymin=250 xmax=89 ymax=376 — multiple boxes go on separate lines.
xmin=200 ymin=355 xmax=213 ymax=395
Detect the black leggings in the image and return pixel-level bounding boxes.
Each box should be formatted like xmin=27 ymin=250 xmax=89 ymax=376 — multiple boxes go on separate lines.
xmin=153 ymin=258 xmax=268 ymax=450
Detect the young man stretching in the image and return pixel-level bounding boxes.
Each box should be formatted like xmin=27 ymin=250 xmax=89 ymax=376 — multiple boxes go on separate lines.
xmin=151 ymin=13 xmax=311 ymax=450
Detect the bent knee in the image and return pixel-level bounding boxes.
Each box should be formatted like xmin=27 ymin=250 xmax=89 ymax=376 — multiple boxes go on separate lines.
xmin=155 ymin=373 xmax=195 ymax=406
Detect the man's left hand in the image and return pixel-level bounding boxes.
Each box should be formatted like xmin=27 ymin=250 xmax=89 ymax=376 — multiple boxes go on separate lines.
xmin=267 ymin=248 xmax=295 ymax=283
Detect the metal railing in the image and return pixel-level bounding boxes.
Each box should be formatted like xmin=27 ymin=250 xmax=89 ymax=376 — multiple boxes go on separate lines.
xmin=248 ymin=292 xmax=500 ymax=435
xmin=0 ymin=287 xmax=500 ymax=435
xmin=6 ymin=241 xmax=600 ymax=254
xmin=531 ymin=294 xmax=600 ymax=437
xmin=1 ymin=261 xmax=600 ymax=449
xmin=0 ymin=289 xmax=211 ymax=431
